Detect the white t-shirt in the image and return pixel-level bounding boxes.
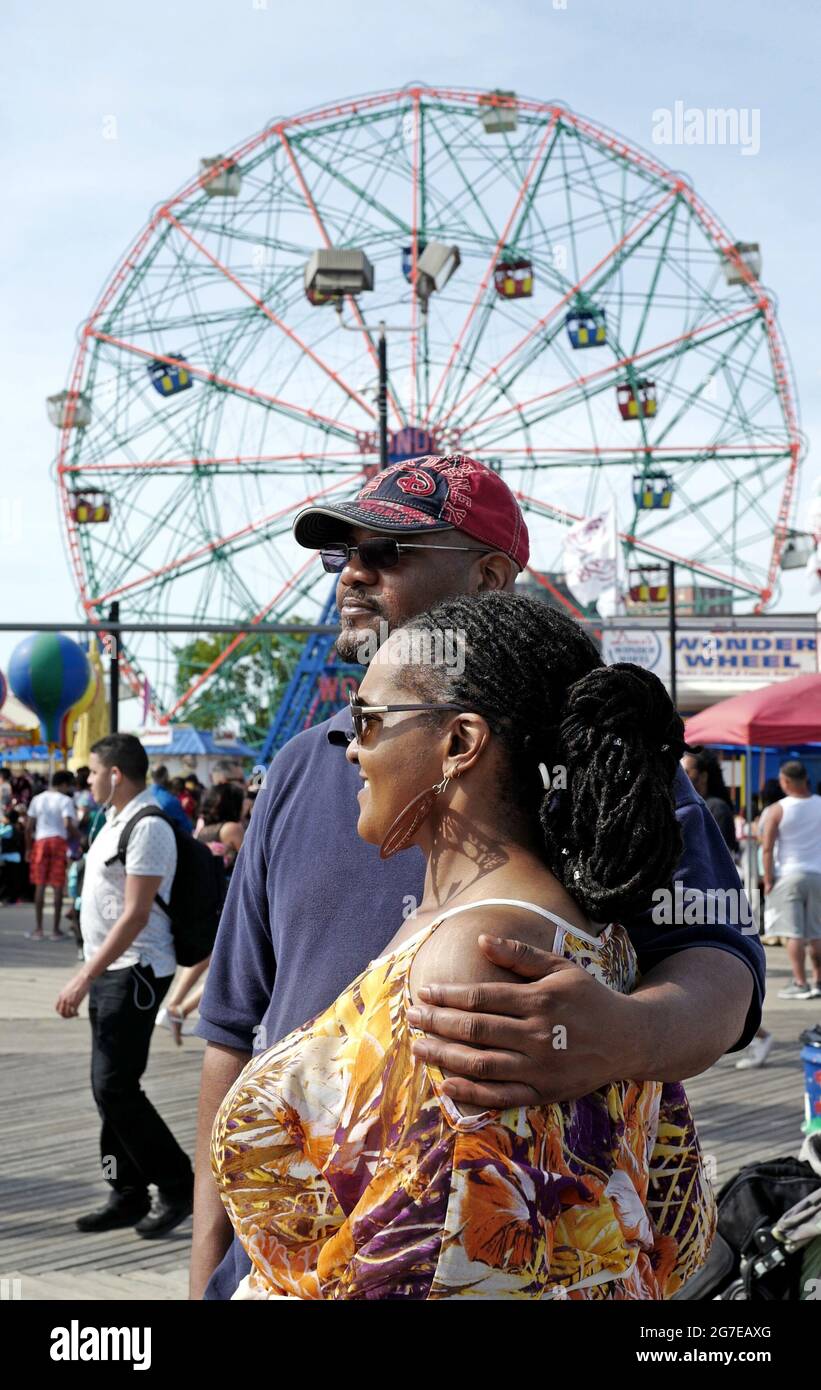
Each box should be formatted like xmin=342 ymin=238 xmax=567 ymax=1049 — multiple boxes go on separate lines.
xmin=81 ymin=789 xmax=177 ymax=976
xmin=27 ymin=790 xmax=74 ymax=841
xmin=774 ymin=793 xmax=821 ymax=878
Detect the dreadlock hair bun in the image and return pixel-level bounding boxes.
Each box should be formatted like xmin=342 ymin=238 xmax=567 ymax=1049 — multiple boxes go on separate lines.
xmin=555 ymin=662 xmax=685 ymax=920
xmin=399 ymin=592 xmax=685 ymax=923
xmin=561 ymin=662 xmax=682 ymax=754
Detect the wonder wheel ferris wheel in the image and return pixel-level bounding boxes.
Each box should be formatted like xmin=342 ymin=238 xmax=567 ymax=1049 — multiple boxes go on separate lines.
xmin=50 ymin=84 xmax=803 ymax=729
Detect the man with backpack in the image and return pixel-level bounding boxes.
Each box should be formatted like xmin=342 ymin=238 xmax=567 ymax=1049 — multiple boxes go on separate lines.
xmin=55 ymin=733 xmax=195 ymax=1239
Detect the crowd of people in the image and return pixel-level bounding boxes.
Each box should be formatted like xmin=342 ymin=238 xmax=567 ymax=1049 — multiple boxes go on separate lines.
xmin=12 ymin=454 xmax=819 ymax=1299
xmin=2 ymin=758 xmax=256 ymax=952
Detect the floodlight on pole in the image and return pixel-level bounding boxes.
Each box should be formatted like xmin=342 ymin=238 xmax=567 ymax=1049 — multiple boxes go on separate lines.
xmin=416 ymin=242 xmax=461 ymax=302
xmin=318 ymin=239 xmax=460 ymax=468
xmin=303 ymin=249 xmax=374 ymax=304
xmin=779 ymin=532 xmax=815 ymax=570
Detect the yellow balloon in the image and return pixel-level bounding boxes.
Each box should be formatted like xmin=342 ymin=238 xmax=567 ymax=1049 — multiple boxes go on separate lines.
xmin=65 ymin=663 xmax=99 ymax=746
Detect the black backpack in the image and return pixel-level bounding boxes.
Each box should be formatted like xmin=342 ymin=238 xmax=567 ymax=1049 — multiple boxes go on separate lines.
xmin=673 ymin=1155 xmax=821 ymax=1300
xmin=105 ymin=805 xmax=226 ymax=966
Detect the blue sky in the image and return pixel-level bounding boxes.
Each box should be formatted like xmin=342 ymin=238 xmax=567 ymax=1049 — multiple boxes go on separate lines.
xmin=1 ymin=0 xmax=818 ymax=680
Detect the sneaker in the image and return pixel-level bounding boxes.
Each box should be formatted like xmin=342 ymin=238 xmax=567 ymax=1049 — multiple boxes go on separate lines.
xmin=800 ymin=1024 xmax=821 ymax=1048
xmin=778 ymin=981 xmax=813 ymax=1000
xmin=808 ymin=983 xmax=821 ymax=1000
xmin=134 ymin=1189 xmax=193 ymax=1240
xmin=76 ymin=1192 xmax=150 ymax=1232
xmin=736 ymin=1033 xmax=774 ymax=1069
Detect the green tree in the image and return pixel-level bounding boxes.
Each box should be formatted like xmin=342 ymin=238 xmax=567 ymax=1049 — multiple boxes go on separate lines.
xmin=173 ymin=630 xmax=305 ymax=746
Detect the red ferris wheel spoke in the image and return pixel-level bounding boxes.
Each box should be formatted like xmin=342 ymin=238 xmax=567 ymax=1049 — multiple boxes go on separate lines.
xmin=148 ymin=92 xmax=409 ymax=219
xmin=423 ymin=113 xmax=559 ymax=427
xmin=278 ymin=127 xmax=404 ymax=427
xmin=87 ymin=470 xmax=365 ymax=606
xmin=88 ymin=331 xmax=359 ymax=442
xmin=62 ymin=451 xmax=363 ymax=474
xmin=517 ymin=491 xmax=763 ymax=597
xmin=466 ymin=304 xmax=761 ymax=436
xmin=438 ymin=187 xmax=678 ymax=431
xmin=64 ymin=443 xmax=785 ymax=475
xmin=460 ymin=444 xmax=791 ymax=460
xmin=753 ymin=297 xmax=803 ymax=600
xmin=525 ymin=567 xmax=596 ymax=627
xmin=160 ymin=209 xmax=376 ymax=419
xmin=161 ymin=552 xmax=321 ymax=722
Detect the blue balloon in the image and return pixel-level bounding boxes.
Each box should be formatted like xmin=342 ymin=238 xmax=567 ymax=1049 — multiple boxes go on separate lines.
xmin=9 ymin=633 xmax=91 ymax=746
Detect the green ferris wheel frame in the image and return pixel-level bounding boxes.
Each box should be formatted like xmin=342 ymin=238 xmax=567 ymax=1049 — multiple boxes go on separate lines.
xmin=52 ymin=85 xmax=803 ymax=724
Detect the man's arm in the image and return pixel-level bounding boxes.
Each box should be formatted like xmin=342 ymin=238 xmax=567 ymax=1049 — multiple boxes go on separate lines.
xmin=761 ymin=802 xmax=782 ymax=895
xmin=624 ymin=946 xmax=753 ymax=1078
xmin=190 ymin=1042 xmax=250 ymax=1301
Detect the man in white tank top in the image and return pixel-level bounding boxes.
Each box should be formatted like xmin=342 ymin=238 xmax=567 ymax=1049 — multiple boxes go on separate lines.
xmin=761 ymin=760 xmax=821 ymax=999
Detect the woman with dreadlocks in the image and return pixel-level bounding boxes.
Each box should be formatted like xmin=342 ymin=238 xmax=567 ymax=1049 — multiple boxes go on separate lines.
xmin=211 ymin=592 xmax=715 ymax=1300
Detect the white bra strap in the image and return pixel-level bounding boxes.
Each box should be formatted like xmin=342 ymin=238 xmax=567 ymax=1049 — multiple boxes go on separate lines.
xmin=433 ymin=897 xmax=580 ymax=935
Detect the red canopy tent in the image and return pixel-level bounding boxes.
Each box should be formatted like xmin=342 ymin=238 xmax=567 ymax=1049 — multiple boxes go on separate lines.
xmin=685 ymin=673 xmax=821 ymax=891
xmin=685 ymin=673 xmax=821 ymax=747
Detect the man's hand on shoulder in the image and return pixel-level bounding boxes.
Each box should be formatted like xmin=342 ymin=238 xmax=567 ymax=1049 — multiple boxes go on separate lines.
xmin=409 ymin=931 xmax=754 ymax=1105
xmin=407 ymin=917 xmax=636 ymax=1109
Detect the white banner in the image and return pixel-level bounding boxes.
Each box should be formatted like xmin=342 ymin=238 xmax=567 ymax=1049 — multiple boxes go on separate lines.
xmin=562 ymin=510 xmax=616 ymax=607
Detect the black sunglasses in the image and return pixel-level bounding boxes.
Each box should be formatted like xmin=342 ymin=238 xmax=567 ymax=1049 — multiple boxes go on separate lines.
xmin=348 ymin=689 xmax=470 ymax=744
xmin=320 ymin=537 xmax=490 ymax=573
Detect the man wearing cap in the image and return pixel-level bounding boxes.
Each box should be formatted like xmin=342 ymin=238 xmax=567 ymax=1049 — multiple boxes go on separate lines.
xmin=191 ymin=455 xmax=765 ymax=1300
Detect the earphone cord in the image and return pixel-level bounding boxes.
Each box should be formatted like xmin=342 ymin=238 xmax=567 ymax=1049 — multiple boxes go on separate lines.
xmin=132 ymin=964 xmax=158 ymax=1012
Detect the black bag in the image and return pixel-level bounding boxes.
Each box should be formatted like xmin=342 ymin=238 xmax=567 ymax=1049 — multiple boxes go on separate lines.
xmin=105 ymin=805 xmax=226 ymax=966
xmin=673 ymin=1156 xmax=821 ymax=1300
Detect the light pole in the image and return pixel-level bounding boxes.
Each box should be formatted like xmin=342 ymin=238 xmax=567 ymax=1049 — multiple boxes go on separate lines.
xmin=303 ymin=242 xmax=460 ymax=467
xmin=108 ymin=601 xmax=119 ymax=733
xmin=667 ymin=560 xmax=677 ymax=710
xmin=377 ymin=324 xmax=388 ymax=471
xmin=338 ymin=311 xmax=418 ymax=466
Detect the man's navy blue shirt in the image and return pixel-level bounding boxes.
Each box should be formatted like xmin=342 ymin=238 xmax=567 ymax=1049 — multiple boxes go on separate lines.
xmin=197 ymin=707 xmax=765 ymax=1299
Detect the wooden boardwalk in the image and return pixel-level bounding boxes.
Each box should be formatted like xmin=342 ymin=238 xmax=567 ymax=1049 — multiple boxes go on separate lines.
xmin=0 ymin=902 xmax=814 ymax=1300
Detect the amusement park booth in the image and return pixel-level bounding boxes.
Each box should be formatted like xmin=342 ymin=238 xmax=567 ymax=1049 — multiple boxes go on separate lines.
xmin=138 ymin=725 xmax=258 ymax=782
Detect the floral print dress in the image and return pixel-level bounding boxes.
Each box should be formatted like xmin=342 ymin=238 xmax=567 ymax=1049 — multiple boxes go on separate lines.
xmin=211 ymin=899 xmax=715 ymax=1300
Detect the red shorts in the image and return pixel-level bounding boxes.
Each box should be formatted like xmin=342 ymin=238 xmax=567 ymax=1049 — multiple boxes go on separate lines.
xmin=29 ymin=836 xmax=68 ymax=889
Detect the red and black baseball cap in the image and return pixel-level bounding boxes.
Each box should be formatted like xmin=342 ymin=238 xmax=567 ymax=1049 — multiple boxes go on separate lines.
xmin=293 ymin=454 xmax=529 ymax=570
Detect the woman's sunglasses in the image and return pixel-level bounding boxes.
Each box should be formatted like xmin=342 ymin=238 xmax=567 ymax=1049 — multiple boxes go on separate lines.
xmin=320 ymin=538 xmax=489 ymax=574
xmin=348 ymin=689 xmax=469 ymax=744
